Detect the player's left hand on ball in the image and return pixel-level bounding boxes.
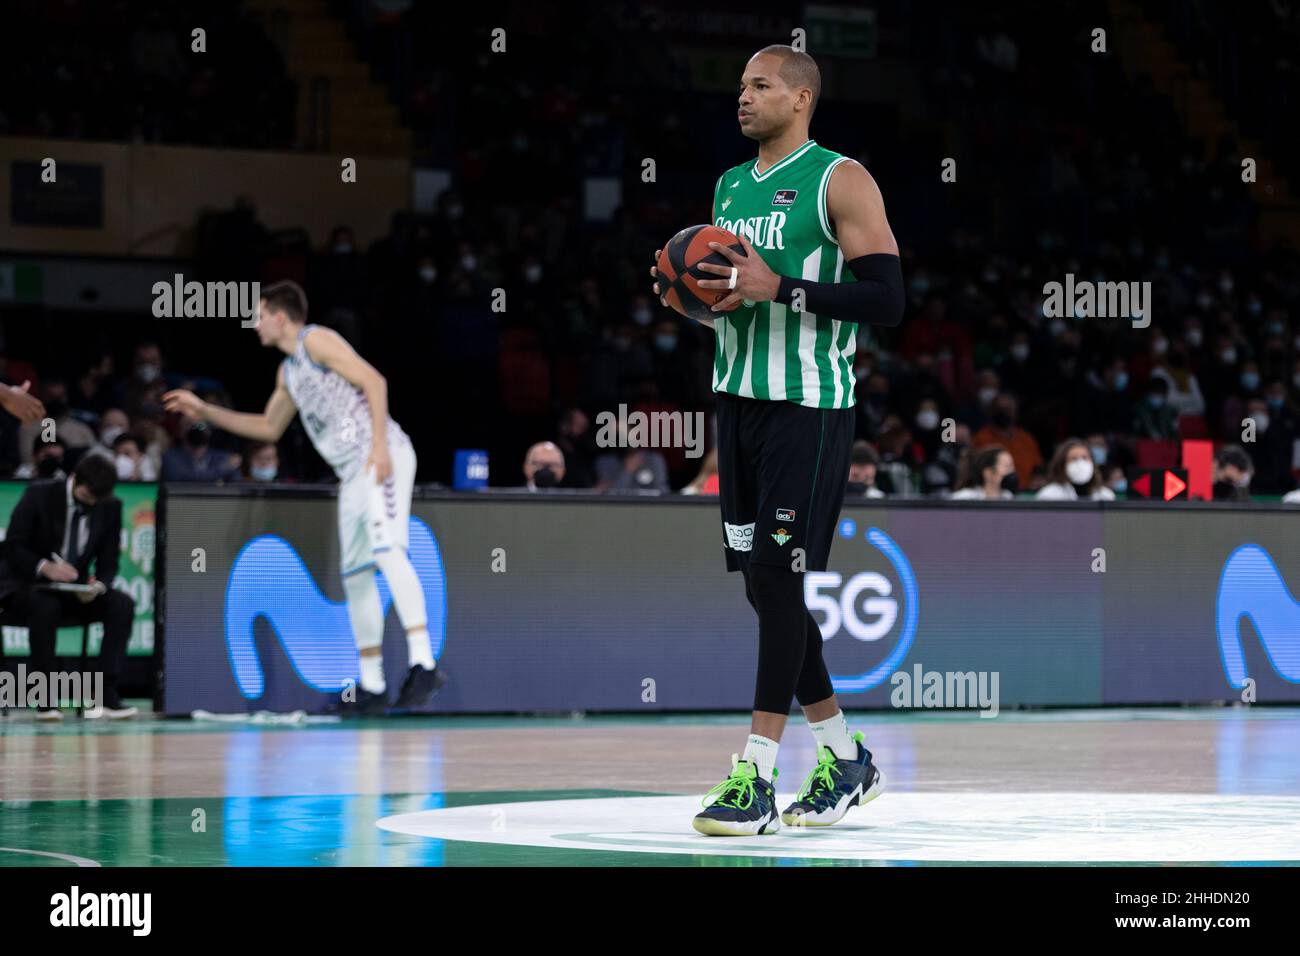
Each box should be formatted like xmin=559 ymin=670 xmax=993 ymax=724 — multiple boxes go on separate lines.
xmin=368 ymin=447 xmax=393 ymax=484
xmin=650 ymin=248 xmax=667 ymax=306
xmin=697 ymin=234 xmax=780 ymax=310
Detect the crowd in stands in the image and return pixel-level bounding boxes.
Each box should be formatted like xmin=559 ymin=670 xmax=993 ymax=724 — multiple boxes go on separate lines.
xmin=0 ymin=0 xmax=294 ymax=147
xmin=2 ymin=0 xmax=1297 ymax=503
xmin=0 ymin=341 xmax=285 ymax=486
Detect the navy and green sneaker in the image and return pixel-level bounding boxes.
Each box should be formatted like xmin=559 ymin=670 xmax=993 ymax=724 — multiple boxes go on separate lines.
xmin=781 ymin=731 xmax=885 ymax=827
xmin=692 ymin=756 xmax=782 ymax=836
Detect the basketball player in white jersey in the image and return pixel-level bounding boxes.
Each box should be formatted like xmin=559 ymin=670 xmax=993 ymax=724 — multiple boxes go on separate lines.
xmin=163 ymin=280 xmax=445 ymax=714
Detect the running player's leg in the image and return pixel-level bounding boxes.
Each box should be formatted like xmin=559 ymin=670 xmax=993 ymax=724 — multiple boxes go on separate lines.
xmin=339 ymin=475 xmax=386 ymax=703
xmin=368 ymin=438 xmax=431 ymax=666
xmin=367 ymin=437 xmax=445 ymax=707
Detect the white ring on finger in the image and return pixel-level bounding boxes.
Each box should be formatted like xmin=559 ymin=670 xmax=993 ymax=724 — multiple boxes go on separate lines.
xmin=727 ymin=267 xmax=738 ymax=291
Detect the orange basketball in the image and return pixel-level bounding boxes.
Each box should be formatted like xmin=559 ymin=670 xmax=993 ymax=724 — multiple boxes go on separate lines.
xmin=655 ymin=224 xmax=745 ymax=321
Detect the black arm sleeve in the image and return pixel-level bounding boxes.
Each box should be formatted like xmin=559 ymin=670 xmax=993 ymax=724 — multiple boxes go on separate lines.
xmin=774 ymin=253 xmax=904 ymax=327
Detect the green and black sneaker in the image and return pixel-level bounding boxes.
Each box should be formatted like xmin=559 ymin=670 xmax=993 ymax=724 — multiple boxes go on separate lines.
xmin=781 ymin=731 xmax=885 ymax=827
xmin=692 ymin=755 xmax=781 ymax=836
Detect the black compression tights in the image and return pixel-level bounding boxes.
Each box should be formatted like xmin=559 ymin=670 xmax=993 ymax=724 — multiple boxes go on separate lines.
xmin=743 ymin=562 xmax=835 ymax=715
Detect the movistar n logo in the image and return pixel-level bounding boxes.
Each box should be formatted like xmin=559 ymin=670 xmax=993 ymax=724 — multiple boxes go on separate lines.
xmin=224 ymin=518 xmax=447 ymax=698
xmin=1216 ymin=544 xmax=1300 ymax=688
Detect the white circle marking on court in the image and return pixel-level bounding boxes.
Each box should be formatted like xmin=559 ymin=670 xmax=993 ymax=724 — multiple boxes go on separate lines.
xmin=0 ymin=847 xmax=101 ymax=866
xmin=377 ymin=793 xmax=1300 ymax=862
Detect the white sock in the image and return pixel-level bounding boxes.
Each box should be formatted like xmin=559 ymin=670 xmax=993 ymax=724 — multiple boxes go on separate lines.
xmin=359 ymin=654 xmax=385 ymax=695
xmin=405 ymin=626 xmax=434 ymax=670
xmin=344 ymin=569 xmax=386 ymax=693
xmin=808 ymin=711 xmax=857 ymax=760
xmin=742 ymin=734 xmax=779 ymax=783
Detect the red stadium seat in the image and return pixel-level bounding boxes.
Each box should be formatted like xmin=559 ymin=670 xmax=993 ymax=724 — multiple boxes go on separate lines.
xmin=499 ymin=348 xmax=550 ymax=416
xmin=1177 ymin=415 xmax=1209 ymax=439
xmin=1135 ymin=439 xmax=1180 ymax=469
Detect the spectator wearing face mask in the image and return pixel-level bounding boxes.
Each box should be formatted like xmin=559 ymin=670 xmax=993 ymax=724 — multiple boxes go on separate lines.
xmin=72 ymin=355 xmax=115 ymax=415
xmin=910 ymin=397 xmax=948 ymax=461
xmin=1036 ymin=439 xmax=1116 ymax=500
xmin=846 ymin=441 xmax=886 ymax=499
xmin=1104 ymin=463 xmax=1129 ymax=497
xmin=594 ymin=430 xmax=669 ymax=494
xmin=241 ymin=441 xmax=281 ymax=483
xmin=518 ymin=254 xmax=546 ymax=300
xmin=129 ymin=412 xmax=168 ymax=477
xmin=1199 ymin=335 xmax=1241 ymax=426
xmin=310 ymin=225 xmax=369 ymax=329
xmin=1241 ymin=392 xmax=1295 ymax=494
xmin=161 ymin=419 xmax=241 ymax=482
xmin=951 ymin=444 xmax=1018 ymax=500
xmin=118 ymin=342 xmax=169 ymax=417
xmin=523 ymin=441 xmax=566 ymax=491
xmin=1133 ymin=375 xmax=1180 ymax=439
xmin=17 ymin=381 xmax=97 ymax=468
xmin=998 ymin=331 xmax=1038 ymax=398
xmin=14 ymin=435 xmax=67 ymax=480
xmin=922 ymin=421 xmax=969 ymax=494
xmin=1082 ymin=357 xmax=1136 ymax=436
xmin=554 ymin=409 xmax=596 ymax=489
xmin=592 ymin=321 xmax=653 ymax=408
xmin=649 ymin=318 xmax=698 ymax=407
xmin=971 ymin=394 xmax=1042 ymax=488
xmin=956 ymin=368 xmax=1001 ymax=433
xmin=1127 ymin=329 xmax=1171 ymax=389
xmin=415 ymin=254 xmax=439 ymax=289
xmin=1212 ymin=445 xmax=1253 ymax=501
xmin=1149 ymin=344 xmax=1205 ymax=419
xmin=96 ymin=408 xmax=131 ymax=455
xmin=1218 ymin=359 xmax=1262 ymax=440
xmin=856 ymin=372 xmax=894 ymax=441
xmin=1084 ymin=432 xmax=1112 ymax=471
xmin=111 ymin=433 xmax=157 ymax=482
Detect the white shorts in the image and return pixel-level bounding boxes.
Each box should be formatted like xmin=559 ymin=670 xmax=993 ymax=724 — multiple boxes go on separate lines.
xmin=338 ymin=437 xmax=416 ymax=577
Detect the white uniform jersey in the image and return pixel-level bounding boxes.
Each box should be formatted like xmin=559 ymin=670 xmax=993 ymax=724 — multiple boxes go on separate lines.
xmin=281 ymin=324 xmax=410 ymax=482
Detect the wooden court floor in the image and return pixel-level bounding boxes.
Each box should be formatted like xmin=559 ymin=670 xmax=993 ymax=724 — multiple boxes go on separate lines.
xmin=1 ymin=707 xmax=1298 ymax=866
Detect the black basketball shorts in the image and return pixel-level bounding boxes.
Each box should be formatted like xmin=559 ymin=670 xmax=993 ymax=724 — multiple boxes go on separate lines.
xmin=715 ymin=391 xmax=855 ymax=573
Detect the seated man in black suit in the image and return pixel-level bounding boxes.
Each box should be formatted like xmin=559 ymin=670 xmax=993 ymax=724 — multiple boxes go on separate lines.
xmin=0 ymin=454 xmax=137 ymax=719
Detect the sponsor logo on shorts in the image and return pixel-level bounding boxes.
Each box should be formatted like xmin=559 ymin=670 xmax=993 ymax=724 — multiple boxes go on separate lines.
xmin=771 ymin=189 xmax=798 ymax=206
xmin=724 ymin=522 xmax=755 ymax=552
xmin=771 ymin=527 xmax=792 ymax=546
xmin=775 ymin=508 xmax=796 ymax=522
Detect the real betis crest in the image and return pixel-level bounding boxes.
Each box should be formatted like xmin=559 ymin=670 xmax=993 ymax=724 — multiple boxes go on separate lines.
xmin=771 ymin=528 xmax=792 ymax=546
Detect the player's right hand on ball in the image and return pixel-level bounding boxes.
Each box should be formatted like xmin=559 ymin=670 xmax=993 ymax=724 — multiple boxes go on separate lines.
xmin=650 ymin=249 xmax=667 ymax=306
xmin=162 ymin=388 xmax=206 ymax=419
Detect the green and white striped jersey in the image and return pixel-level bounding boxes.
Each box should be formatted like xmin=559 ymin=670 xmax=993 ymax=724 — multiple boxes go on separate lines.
xmin=711 ymin=139 xmax=858 ymax=409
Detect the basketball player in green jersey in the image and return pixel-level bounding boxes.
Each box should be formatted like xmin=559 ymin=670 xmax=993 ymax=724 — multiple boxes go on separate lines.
xmin=652 ymin=44 xmax=904 ymax=835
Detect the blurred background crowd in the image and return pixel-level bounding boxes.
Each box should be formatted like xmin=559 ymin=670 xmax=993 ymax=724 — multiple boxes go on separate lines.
xmin=1 ymin=0 xmax=1297 ymax=501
